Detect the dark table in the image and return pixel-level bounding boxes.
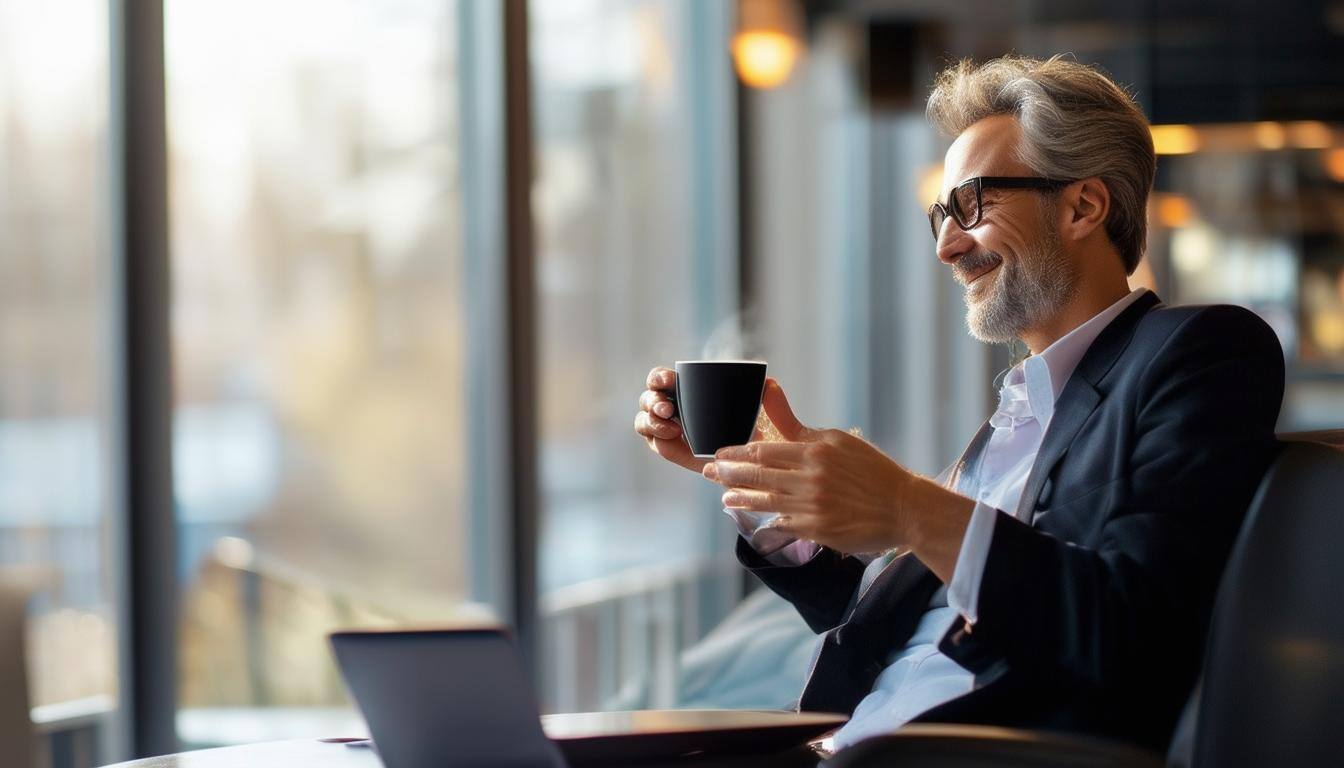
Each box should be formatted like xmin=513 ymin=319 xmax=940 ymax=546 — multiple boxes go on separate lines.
xmin=97 ymin=738 xmax=826 ymax=767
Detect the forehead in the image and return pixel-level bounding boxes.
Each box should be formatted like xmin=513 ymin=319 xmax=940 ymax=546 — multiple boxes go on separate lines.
xmin=940 ymin=114 xmax=1032 ymax=198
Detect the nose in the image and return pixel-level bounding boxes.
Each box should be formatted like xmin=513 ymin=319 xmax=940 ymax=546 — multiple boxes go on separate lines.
xmin=935 ymin=218 xmax=975 ymax=265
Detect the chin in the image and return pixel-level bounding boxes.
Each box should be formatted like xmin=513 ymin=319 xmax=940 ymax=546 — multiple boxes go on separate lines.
xmin=966 ymin=314 xmax=1020 ymax=345
xmin=965 ymin=273 xmax=1024 ymax=344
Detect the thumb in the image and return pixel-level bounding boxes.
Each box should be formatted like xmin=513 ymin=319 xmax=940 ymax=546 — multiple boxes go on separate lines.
xmin=761 ymin=378 xmax=811 ymax=441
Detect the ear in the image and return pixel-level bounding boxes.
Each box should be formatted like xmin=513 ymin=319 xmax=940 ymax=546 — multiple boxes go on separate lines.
xmin=1059 ymin=177 xmax=1110 ymax=243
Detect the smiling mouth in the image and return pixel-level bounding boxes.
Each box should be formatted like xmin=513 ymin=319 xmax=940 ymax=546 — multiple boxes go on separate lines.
xmin=960 ymin=256 xmax=1003 ymax=286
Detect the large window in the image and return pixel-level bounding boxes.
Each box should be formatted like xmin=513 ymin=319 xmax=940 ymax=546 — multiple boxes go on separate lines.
xmin=14 ymin=4 xmax=1344 ymax=765
xmin=165 ymin=0 xmax=485 ymax=745
xmin=530 ymin=0 xmax=742 ymax=712
xmin=0 ymin=0 xmax=116 ymax=716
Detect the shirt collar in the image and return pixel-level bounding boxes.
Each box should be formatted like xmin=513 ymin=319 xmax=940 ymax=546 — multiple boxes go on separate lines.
xmin=1011 ymin=288 xmax=1149 ymax=427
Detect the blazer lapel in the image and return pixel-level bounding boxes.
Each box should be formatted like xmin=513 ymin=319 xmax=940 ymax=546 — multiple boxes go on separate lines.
xmin=844 ymin=419 xmax=996 ymax=625
xmin=801 ymin=551 xmax=943 ymax=714
xmin=859 ymin=420 xmax=994 ymax=606
xmin=945 ymin=421 xmax=995 ymax=493
xmin=1012 ymin=291 xmax=1161 ymax=522
xmin=1013 ymin=381 xmax=1100 ymax=521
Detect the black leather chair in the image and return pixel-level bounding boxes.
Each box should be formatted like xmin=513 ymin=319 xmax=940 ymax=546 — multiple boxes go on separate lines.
xmin=825 ymin=432 xmax=1344 ymax=768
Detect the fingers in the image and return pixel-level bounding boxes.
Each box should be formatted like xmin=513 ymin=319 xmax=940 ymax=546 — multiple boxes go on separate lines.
xmin=634 ymin=410 xmax=681 ymax=442
xmin=646 ymin=366 xmax=676 ymax=392
xmin=636 ymin=366 xmax=679 ymax=441
xmin=761 ymin=378 xmax=809 ymax=441
xmin=712 ymin=440 xmax=809 ymax=467
xmin=644 ymin=429 xmax=708 ymax=472
xmin=636 ymin=366 xmax=708 ymax=473
xmin=719 ymin=488 xmax=815 ymax=520
xmin=720 ymin=487 xmax=779 ymax=511
xmin=639 ymin=389 xmax=676 ymax=420
xmin=703 ymin=460 xmax=808 ymax=493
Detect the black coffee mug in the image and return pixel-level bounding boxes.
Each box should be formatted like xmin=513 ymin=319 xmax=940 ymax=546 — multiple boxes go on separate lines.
xmin=671 ymin=360 xmax=767 ymax=458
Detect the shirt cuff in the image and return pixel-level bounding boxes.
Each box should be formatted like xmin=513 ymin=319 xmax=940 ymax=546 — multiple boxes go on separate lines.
xmin=946 ymin=500 xmax=1000 ymax=624
xmin=723 ymin=507 xmax=818 ymax=565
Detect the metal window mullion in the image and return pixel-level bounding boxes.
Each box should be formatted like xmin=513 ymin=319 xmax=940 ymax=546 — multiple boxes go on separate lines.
xmin=502 ymin=0 xmax=540 ymax=680
xmin=459 ymin=0 xmax=511 ymax=623
xmin=109 ymin=0 xmax=177 ymax=758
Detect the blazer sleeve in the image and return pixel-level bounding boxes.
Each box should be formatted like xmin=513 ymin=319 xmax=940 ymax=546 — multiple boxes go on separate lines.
xmin=736 ymin=536 xmax=866 ymax=634
xmin=940 ymin=305 xmax=1285 ymax=691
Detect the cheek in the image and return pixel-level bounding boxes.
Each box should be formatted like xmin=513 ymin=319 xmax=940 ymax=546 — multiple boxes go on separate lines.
xmin=978 ymin=208 xmax=1039 ymax=263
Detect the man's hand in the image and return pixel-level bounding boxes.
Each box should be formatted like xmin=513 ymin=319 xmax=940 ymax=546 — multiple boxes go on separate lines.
xmin=702 ymin=379 xmax=921 ymax=555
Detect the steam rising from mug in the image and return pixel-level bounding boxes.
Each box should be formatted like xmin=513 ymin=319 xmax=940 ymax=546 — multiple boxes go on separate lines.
xmin=696 ymin=309 xmax=782 ymax=441
xmin=699 ymin=309 xmax=760 ymax=361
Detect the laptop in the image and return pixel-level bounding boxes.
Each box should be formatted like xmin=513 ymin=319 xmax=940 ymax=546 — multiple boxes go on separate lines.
xmin=329 ymin=627 xmax=846 ymax=768
xmin=331 ymin=627 xmax=567 ymax=768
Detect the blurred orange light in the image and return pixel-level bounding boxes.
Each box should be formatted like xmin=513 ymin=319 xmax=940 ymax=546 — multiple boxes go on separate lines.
xmin=1290 ymin=121 xmax=1334 ymax=149
xmin=1253 ymin=122 xmax=1286 ymax=150
xmin=917 ymin=164 xmax=944 ymax=209
xmin=1156 ymin=194 xmax=1196 ymax=228
xmin=731 ymin=31 xmax=799 ymax=89
xmin=1151 ymin=125 xmax=1200 ymax=155
xmin=734 ymin=0 xmax=803 ymax=90
xmin=1326 ymin=149 xmax=1344 ymax=182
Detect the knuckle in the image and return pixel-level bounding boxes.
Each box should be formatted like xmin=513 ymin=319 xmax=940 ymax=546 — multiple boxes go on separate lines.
xmin=812 ymin=486 xmax=834 ymax=508
xmin=804 ymin=442 xmax=828 ymax=464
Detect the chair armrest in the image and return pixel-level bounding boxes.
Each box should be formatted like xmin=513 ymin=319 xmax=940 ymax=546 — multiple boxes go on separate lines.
xmin=824 ymin=724 xmax=1164 ymax=767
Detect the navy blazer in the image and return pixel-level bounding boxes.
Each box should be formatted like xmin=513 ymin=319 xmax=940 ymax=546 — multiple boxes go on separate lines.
xmin=736 ymin=292 xmax=1285 ymax=752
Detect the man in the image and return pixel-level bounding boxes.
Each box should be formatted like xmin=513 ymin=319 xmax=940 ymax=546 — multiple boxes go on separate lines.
xmin=633 ymin=55 xmax=1284 ymax=753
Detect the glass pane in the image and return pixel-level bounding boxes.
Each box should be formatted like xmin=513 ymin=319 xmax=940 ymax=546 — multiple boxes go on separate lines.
xmin=166 ymin=0 xmax=475 ymax=746
xmin=0 ymin=0 xmax=116 ymax=717
xmin=531 ymin=0 xmax=742 ymax=712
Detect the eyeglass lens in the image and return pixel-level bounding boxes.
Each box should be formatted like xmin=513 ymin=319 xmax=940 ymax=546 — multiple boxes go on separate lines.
xmin=952 ymin=181 xmax=979 ymax=227
xmin=929 ymin=180 xmax=981 ymax=240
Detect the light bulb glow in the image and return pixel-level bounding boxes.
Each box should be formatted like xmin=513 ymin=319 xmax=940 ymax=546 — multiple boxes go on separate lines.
xmin=1253 ymin=121 xmax=1286 ymax=150
xmin=1155 ymin=193 xmax=1196 ymax=228
xmin=731 ymin=30 xmax=799 ymax=89
xmin=1290 ymin=121 xmax=1333 ymax=149
xmin=1150 ymin=125 xmax=1200 ymax=155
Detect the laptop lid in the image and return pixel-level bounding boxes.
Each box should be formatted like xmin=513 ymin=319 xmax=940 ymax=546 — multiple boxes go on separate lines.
xmin=330 ymin=627 xmax=568 ymax=768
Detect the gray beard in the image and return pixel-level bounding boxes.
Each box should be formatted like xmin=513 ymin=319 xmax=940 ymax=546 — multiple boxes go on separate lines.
xmin=965 ymin=223 xmax=1077 ymax=345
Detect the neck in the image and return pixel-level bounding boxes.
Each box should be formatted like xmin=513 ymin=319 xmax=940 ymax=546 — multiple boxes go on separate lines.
xmin=1020 ymin=264 xmax=1132 ymax=355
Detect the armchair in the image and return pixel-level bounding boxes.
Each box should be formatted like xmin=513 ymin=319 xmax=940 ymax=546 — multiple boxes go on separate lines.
xmin=826 ymin=432 xmax=1344 ymax=768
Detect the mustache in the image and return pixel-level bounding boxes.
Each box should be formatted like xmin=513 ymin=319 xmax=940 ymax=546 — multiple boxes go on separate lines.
xmin=954 ymin=250 xmax=1004 ymax=286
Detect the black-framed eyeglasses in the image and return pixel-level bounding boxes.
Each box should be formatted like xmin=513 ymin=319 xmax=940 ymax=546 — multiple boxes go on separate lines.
xmin=928 ymin=176 xmax=1074 ymax=241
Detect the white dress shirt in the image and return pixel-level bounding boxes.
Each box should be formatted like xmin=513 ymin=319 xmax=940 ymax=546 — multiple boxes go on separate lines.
xmin=728 ymin=288 xmax=1148 ymax=748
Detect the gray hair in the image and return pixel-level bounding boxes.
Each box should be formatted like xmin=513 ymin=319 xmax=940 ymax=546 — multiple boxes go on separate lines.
xmin=926 ymin=55 xmax=1155 ymax=274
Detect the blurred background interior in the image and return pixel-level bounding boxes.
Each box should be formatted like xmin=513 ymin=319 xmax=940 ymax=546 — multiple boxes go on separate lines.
xmin=3 ymin=0 xmax=1343 ymax=764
